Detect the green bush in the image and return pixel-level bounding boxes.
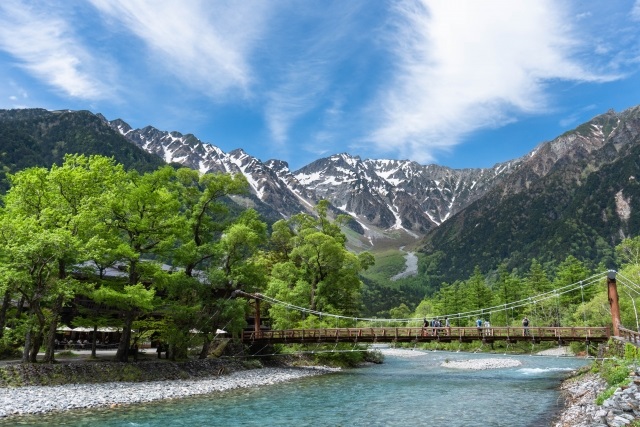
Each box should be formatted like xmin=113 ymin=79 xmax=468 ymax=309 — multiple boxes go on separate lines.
xmin=624 ymin=343 xmax=639 ymax=362
xmin=600 ymin=360 xmax=631 ymax=386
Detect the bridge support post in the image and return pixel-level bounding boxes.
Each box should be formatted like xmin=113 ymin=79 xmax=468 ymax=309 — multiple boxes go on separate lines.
xmin=254 ymin=297 xmax=261 ymax=337
xmin=607 ymin=271 xmax=621 ymax=337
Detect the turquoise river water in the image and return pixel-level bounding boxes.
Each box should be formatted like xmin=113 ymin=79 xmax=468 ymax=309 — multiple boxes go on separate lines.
xmin=4 ymin=350 xmax=589 ymax=427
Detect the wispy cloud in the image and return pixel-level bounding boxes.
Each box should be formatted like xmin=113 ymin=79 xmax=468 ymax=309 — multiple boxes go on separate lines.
xmin=367 ymin=0 xmax=619 ymax=163
xmin=265 ymin=64 xmax=327 ymax=145
xmin=559 ymin=104 xmax=597 ymax=128
xmin=632 ymin=0 xmax=640 ymax=21
xmin=0 ymin=0 xmax=109 ymax=100
xmin=90 ymin=0 xmax=269 ymax=99
xmin=263 ymin=2 xmax=367 ymax=150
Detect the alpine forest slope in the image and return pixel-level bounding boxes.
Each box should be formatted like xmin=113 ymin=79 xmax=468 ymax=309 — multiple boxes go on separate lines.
xmin=0 ymin=109 xmax=166 ymax=193
xmin=420 ymin=106 xmax=640 ymax=283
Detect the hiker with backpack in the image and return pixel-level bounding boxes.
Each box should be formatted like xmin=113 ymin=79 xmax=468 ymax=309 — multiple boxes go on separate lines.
xmin=522 ymin=317 xmax=530 ymax=336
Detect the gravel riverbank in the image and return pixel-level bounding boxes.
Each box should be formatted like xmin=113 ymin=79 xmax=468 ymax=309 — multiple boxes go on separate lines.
xmin=441 ymin=357 xmax=522 ymax=370
xmin=0 ymin=366 xmax=339 ymax=418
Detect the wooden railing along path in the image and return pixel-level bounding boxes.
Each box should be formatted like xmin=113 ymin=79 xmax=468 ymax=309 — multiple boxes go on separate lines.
xmin=619 ymin=327 xmax=640 ymax=346
xmin=241 ymin=326 xmax=610 ymax=345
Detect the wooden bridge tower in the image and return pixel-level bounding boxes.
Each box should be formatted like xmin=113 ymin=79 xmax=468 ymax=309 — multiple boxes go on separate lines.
xmin=608 ymin=271 xmax=621 ymax=336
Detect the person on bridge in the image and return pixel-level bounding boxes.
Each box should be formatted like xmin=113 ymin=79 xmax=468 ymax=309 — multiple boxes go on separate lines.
xmin=445 ymin=317 xmax=450 ymax=335
xmin=522 ymin=317 xmax=530 ymax=336
xmin=476 ymin=318 xmax=483 ymax=336
xmin=484 ymin=320 xmax=492 ymax=336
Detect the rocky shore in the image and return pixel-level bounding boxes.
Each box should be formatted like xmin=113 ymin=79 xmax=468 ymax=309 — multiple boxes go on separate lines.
xmin=554 ymin=371 xmax=640 ymax=427
xmin=0 ymin=365 xmax=339 ymax=418
xmin=553 ymin=372 xmax=608 ymax=427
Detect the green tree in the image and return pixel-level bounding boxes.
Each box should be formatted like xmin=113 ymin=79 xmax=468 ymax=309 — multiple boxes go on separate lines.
xmin=493 ymin=264 xmax=527 ymax=326
xmin=433 ymin=281 xmax=465 ymax=326
xmin=0 ymin=215 xmax=80 ymax=362
xmin=389 ymin=303 xmax=412 ymax=323
xmin=102 ymin=166 xmax=184 ymax=362
xmin=173 ymin=169 xmax=248 ymax=277
xmin=524 ymin=259 xmax=559 ymax=326
xmin=552 ymin=255 xmax=592 ymax=326
xmin=464 ymin=266 xmax=492 ymax=325
xmin=265 ymin=201 xmax=373 ymax=329
xmin=195 ymin=209 xmax=268 ymax=357
xmin=0 ymin=155 xmax=117 ymax=362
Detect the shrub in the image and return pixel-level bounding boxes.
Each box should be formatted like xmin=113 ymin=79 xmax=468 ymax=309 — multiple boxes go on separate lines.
xmin=624 ymin=343 xmax=639 ymax=362
xmin=600 ymin=360 xmax=631 ymax=386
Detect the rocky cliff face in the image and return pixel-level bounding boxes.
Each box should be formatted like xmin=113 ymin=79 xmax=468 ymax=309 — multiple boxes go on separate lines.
xmin=104 ymin=106 xmax=640 ymax=252
xmin=107 ymin=118 xmax=528 ymax=241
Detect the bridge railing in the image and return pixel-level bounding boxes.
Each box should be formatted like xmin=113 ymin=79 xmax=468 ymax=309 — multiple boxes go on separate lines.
xmin=242 ymin=326 xmax=610 ymax=342
xmin=619 ymin=327 xmax=640 ymax=345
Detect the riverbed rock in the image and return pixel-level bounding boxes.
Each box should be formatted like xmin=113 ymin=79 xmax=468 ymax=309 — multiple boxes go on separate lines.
xmin=555 ymin=371 xmax=640 ymax=426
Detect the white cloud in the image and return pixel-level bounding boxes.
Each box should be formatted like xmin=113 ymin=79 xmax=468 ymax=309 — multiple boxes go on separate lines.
xmin=368 ymin=0 xmax=618 ymax=164
xmin=263 ymin=3 xmax=364 ymax=147
xmin=90 ymin=0 xmax=269 ymax=98
xmin=265 ymin=61 xmax=330 ymax=145
xmin=632 ymin=0 xmax=640 ymax=21
xmin=0 ymin=1 xmax=109 ymax=100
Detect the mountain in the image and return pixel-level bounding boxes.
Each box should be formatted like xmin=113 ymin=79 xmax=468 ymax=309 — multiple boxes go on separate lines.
xmin=420 ymin=107 xmax=640 ymax=282
xmin=106 ymin=118 xmax=526 ymax=245
xmin=0 ymin=109 xmax=165 ymax=192
xmin=104 ymin=105 xmax=640 ymax=285
xmin=3 ymin=105 xmax=640 ymax=290
xmin=105 ymin=120 xmax=319 ymax=224
xmin=293 ymin=154 xmax=521 ymax=235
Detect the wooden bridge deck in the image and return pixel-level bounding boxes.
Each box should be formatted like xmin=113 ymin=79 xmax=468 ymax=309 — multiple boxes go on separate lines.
xmin=241 ymin=326 xmax=611 ymax=345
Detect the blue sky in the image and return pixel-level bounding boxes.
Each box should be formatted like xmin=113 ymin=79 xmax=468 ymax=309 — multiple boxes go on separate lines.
xmin=1 ymin=1 xmax=640 ymax=171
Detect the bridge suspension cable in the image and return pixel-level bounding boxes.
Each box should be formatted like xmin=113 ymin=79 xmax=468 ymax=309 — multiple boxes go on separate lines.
xmin=236 ymin=270 xmax=613 ymax=325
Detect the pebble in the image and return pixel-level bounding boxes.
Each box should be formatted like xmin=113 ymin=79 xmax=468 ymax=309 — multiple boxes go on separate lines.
xmin=0 ymin=367 xmax=338 ymax=418
xmin=441 ymin=358 xmax=522 ymax=370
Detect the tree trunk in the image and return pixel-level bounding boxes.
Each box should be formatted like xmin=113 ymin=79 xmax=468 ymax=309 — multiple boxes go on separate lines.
xmin=15 ymin=295 xmax=25 ymax=318
xmin=129 ymin=259 xmax=139 ymax=286
xmin=0 ymin=291 xmax=11 ymax=339
xmin=310 ymin=279 xmax=318 ymax=312
xmin=116 ymin=311 xmax=134 ymax=362
xmin=29 ymin=331 xmax=43 ymax=362
xmin=22 ymin=329 xmax=32 ymax=363
xmin=42 ymin=294 xmax=64 ymax=363
xmin=91 ymin=325 xmax=98 ymax=358
xmin=199 ymin=335 xmax=212 ymax=359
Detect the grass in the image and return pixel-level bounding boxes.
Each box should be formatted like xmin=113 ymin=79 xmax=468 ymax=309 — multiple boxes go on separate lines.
xmin=361 ymin=249 xmax=407 ymax=281
xmin=55 ymin=350 xmax=79 ymax=358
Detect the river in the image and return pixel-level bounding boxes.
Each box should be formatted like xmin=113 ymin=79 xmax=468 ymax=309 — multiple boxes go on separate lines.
xmin=5 ymin=349 xmax=588 ymax=427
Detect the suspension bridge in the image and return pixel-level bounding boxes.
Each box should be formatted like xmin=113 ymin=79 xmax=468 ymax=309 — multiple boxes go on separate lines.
xmin=237 ymin=270 xmax=640 ymax=348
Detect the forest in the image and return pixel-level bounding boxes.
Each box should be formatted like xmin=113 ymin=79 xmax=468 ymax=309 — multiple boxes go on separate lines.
xmin=0 ymin=155 xmax=373 ymax=363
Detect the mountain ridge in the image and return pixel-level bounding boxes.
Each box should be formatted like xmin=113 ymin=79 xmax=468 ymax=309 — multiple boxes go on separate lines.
xmin=106 ymin=117 xmax=534 ymax=244
xmin=2 ymin=105 xmax=639 ymax=285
